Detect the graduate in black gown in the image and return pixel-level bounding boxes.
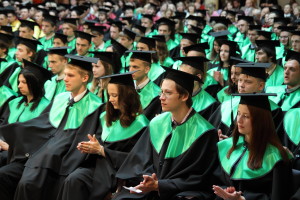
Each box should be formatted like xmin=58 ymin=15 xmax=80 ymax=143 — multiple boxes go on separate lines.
xmin=112 ymin=68 xmax=219 ymax=200
xmin=0 ymin=55 xmax=102 ymax=200
xmin=213 ymin=93 xmax=293 ymax=200
xmin=57 ymin=71 xmax=149 ymax=200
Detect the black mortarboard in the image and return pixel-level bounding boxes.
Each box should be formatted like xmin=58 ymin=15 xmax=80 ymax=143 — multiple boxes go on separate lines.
xmin=257 ymin=30 xmax=272 ymax=40
xmin=132 ymin=24 xmax=146 ymax=34
xmin=138 ymin=37 xmax=156 ymax=49
xmin=100 ymin=71 xmax=135 ymax=87
xmin=179 ymin=33 xmax=200 ymax=44
xmin=232 ymin=93 xmax=277 ymax=111
xmin=274 ymin=17 xmax=290 ymax=25
xmin=127 ymin=50 xmax=156 ymax=63
xmin=237 ymin=16 xmax=253 ymax=24
xmin=186 ymin=15 xmax=205 ymax=23
xmin=230 ymin=56 xmax=253 ymax=65
xmin=190 ymin=25 xmax=203 ymax=35
xmin=226 ymin=10 xmax=237 ymax=16
xmin=156 ymin=17 xmax=176 ymax=27
xmin=54 ymin=32 xmax=68 ymax=44
xmin=122 ymin=28 xmax=136 ymax=40
xmin=74 ymin=31 xmax=95 ymax=43
xmin=47 ymin=46 xmax=71 ymax=56
xmin=0 ymin=32 xmax=14 ymax=42
xmin=43 ymin=14 xmax=58 ymax=25
xmin=195 ymin=9 xmax=207 ymax=16
xmin=19 ymin=19 xmax=38 ymax=31
xmin=210 ymin=17 xmax=231 ymax=26
xmin=141 ymin=14 xmax=154 ymax=21
xmin=171 ymin=11 xmax=186 ymax=20
xmin=248 ymin=25 xmax=262 ymax=30
xmin=65 ymin=54 xmax=98 ymax=72
xmin=121 ymin=17 xmax=133 ymax=24
xmin=256 ymin=40 xmax=280 ymax=53
xmin=210 ymin=30 xmax=230 ymax=38
xmin=285 ymin=49 xmax=300 ymax=64
xmin=235 ymin=62 xmax=271 ymax=81
xmin=183 ymin=42 xmax=209 ymax=54
xmin=123 ymin=5 xmax=135 ymax=12
xmin=162 ymin=67 xmax=196 ymax=96
xmin=16 ymin=37 xmax=41 ymax=51
xmin=174 ymin=56 xmax=209 ymax=74
xmin=83 ymin=20 xmax=96 ymax=28
xmin=0 ymin=9 xmax=7 ymax=16
xmin=89 ymin=51 xmax=115 ymax=66
xmin=152 ymin=35 xmax=165 ymax=42
xmin=269 ymin=8 xmax=284 ymax=18
xmin=111 ymin=39 xmax=128 ymax=56
xmin=291 ymin=31 xmax=300 ymax=36
xmin=71 ymin=6 xmax=85 ymax=16
xmin=63 ymin=18 xmax=78 ymax=26
xmin=5 ymin=8 xmax=16 ymax=15
xmin=19 ymin=4 xmax=31 ymax=10
xmin=98 ymin=7 xmax=110 ymax=13
xmin=22 ymin=59 xmax=52 ymax=84
xmin=108 ymin=20 xmax=125 ymax=30
xmin=90 ymin=25 xmax=106 ymax=35
xmin=278 ymin=26 xmax=297 ymax=32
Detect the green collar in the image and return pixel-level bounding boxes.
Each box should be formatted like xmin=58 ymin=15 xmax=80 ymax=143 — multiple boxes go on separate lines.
xmin=284 ymin=108 xmax=300 ymax=145
xmin=49 ymin=92 xmax=102 ymax=130
xmin=192 ymin=89 xmax=217 ymax=112
xmin=100 ymin=112 xmax=149 ymax=142
xmin=138 ymin=81 xmax=160 ymax=109
xmin=8 ymin=66 xmax=21 ymax=93
xmin=148 ymin=62 xmax=165 ymax=82
xmin=265 ymin=65 xmax=284 ymax=88
xmin=44 ymin=76 xmax=66 ymax=101
xmin=218 ymin=136 xmax=284 ymax=180
xmin=0 ymin=85 xmax=17 ymax=107
xmin=149 ymin=111 xmax=214 ymax=158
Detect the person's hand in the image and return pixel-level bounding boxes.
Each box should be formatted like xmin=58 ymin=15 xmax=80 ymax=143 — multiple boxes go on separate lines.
xmin=218 ymin=129 xmax=228 ymax=141
xmin=0 ymin=140 xmax=9 ymax=151
xmin=77 ymin=134 xmax=105 ymax=156
xmin=213 ymin=71 xmax=224 ymax=86
xmin=212 ymin=185 xmax=245 ymax=200
xmin=132 ymin=173 xmax=159 ymax=194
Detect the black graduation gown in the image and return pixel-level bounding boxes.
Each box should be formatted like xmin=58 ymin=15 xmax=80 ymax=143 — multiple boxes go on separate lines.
xmin=113 ymin=110 xmax=219 ymax=200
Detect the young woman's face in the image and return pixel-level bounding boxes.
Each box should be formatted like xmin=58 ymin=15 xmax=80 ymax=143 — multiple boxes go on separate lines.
xmin=108 ymin=83 xmax=119 ymax=110
xmin=213 ymin=40 xmax=220 ymax=53
xmin=237 ymin=104 xmax=252 ymax=137
xmin=92 ymin=60 xmax=106 ymax=78
xmin=18 ymin=74 xmax=31 ymax=96
xmin=220 ymin=44 xmax=230 ymax=62
xmin=231 ymin=66 xmax=241 ymax=85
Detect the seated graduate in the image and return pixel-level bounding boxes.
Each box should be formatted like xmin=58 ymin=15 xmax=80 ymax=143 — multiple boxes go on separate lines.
xmin=128 ymin=50 xmax=161 ymax=120
xmin=88 ymin=51 xmax=115 ymax=103
xmin=112 ymin=68 xmax=219 ymax=200
xmin=209 ymin=63 xmax=283 ymax=138
xmin=175 ymin=56 xmax=220 ymax=121
xmin=213 ymin=93 xmax=293 ymax=200
xmin=44 ymin=47 xmax=69 ymax=101
xmin=57 ymin=71 xmax=149 ymax=200
xmin=0 ymin=55 xmax=103 ymax=200
xmin=0 ymin=33 xmax=17 ymax=75
xmin=266 ymin=50 xmax=300 ymax=113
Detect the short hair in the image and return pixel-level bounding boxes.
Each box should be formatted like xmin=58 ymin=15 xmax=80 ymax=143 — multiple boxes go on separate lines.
xmin=66 ymin=64 xmax=93 ymax=83
xmin=256 ymin=46 xmax=277 ymax=63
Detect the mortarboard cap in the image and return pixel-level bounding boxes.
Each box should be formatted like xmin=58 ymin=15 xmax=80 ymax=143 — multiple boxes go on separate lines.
xmin=190 ymin=25 xmax=203 ymax=35
xmin=74 ymin=31 xmax=95 ymax=43
xmin=54 ymin=32 xmax=68 ymax=44
xmin=111 ymin=39 xmax=128 ymax=56
xmin=121 ymin=16 xmax=133 ymax=24
xmin=274 ymin=17 xmax=290 ymax=25
xmin=269 ymin=8 xmax=284 ymax=18
xmin=278 ymin=26 xmax=297 ymax=32
xmin=141 ymin=14 xmax=154 ymax=21
xmin=127 ymin=50 xmax=156 ymax=63
xmin=89 ymin=51 xmax=115 ymax=66
xmin=230 ymin=56 xmax=253 ymax=65
xmin=248 ymin=25 xmax=262 ymax=30
xmin=210 ymin=30 xmax=230 ymax=38
xmin=291 ymin=31 xmax=300 ymax=36
xmin=257 ymin=30 xmax=272 ymax=40
xmin=19 ymin=19 xmax=38 ymax=31
xmin=152 ymin=35 xmax=165 ymax=42
xmin=123 ymin=5 xmax=135 ymax=12
xmin=156 ymin=17 xmax=176 ymax=27
xmin=65 ymin=54 xmax=98 ymax=72
xmin=43 ymin=14 xmax=58 ymax=25
xmin=138 ymin=37 xmax=156 ymax=49
xmin=226 ymin=10 xmax=237 ymax=16
xmin=195 ymin=9 xmax=208 ymax=16
xmin=285 ymin=49 xmax=300 ymax=64
xmin=63 ymin=18 xmax=78 ymax=26
xmin=162 ymin=67 xmax=196 ymax=96
xmin=16 ymin=37 xmax=41 ymax=51
xmin=22 ymin=59 xmax=52 ymax=84
xmin=132 ymin=24 xmax=146 ymax=34
xmin=100 ymin=71 xmax=135 ymax=87
xmin=98 ymin=7 xmax=110 ymax=13
xmin=235 ymin=62 xmax=271 ymax=81
xmin=174 ymin=56 xmax=209 ymax=74
xmin=108 ymin=19 xmax=125 ymax=30
xmin=255 ymin=40 xmax=280 ymax=53
xmin=47 ymin=46 xmax=71 ymax=56
xmin=90 ymin=25 xmax=106 ymax=35
xmin=183 ymin=42 xmax=209 ymax=54
xmin=232 ymin=93 xmax=277 ymax=111
xmin=171 ymin=11 xmax=186 ymax=20
xmin=210 ymin=16 xmax=231 ymax=26
xmin=121 ymin=28 xmax=136 ymax=40
xmin=83 ymin=20 xmax=97 ymax=28
xmin=0 ymin=32 xmax=14 ymax=42
xmin=179 ymin=33 xmax=200 ymax=44
xmin=237 ymin=16 xmax=253 ymax=24
xmin=0 ymin=9 xmax=8 ymax=16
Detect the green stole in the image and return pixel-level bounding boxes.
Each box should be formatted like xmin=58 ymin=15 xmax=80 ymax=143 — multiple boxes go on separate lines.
xmin=265 ymin=65 xmax=284 ymax=88
xmin=8 ymin=66 xmax=21 ymax=93
xmin=0 ymin=55 xmax=16 ymax=74
xmin=241 ymin=44 xmax=256 ymax=62
xmin=217 ymin=86 xmax=231 ymax=103
xmin=44 ymin=76 xmax=66 ymax=101
xmin=218 ymin=136 xmax=284 ymax=179
xmin=172 ymin=60 xmax=182 ymax=70
xmin=8 ymin=47 xmax=17 ymax=61
xmin=149 ymin=111 xmax=214 ymax=158
xmin=192 ymin=89 xmax=217 ymax=112
xmin=166 ymin=39 xmax=178 ymax=51
xmin=8 ymin=96 xmax=50 ymax=124
xmin=100 ymin=112 xmax=149 ymax=142
xmin=49 ymin=92 xmax=102 ymax=130
xmin=202 ymin=74 xmax=219 ymax=90
xmin=138 ymin=81 xmax=160 ymax=109
xmin=68 ymin=38 xmax=76 ymax=53
xmin=39 ymin=36 xmax=54 ymax=51
xmin=161 ymin=57 xmax=174 ymax=68
xmin=148 ymin=62 xmax=165 ymax=82
xmin=207 ymin=66 xmax=229 ymax=82
xmin=0 ymin=85 xmax=17 ymax=107
xmin=284 ymin=108 xmax=300 ymax=145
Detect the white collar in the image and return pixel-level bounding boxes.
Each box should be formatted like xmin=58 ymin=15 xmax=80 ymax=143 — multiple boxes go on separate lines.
xmin=135 ymin=78 xmax=149 ymax=90
xmin=70 ymin=89 xmax=87 ymax=102
xmin=56 ymin=74 xmax=65 ymax=81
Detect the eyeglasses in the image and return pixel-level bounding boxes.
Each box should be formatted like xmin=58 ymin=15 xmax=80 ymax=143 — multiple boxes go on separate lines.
xmin=159 ymin=91 xmax=179 ymax=98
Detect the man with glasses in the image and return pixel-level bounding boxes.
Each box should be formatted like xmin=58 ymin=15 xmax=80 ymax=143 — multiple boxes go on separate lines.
xmin=112 ymin=68 xmax=218 ymax=200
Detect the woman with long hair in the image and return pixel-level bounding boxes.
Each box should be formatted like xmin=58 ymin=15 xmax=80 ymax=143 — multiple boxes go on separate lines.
xmin=57 ymin=71 xmax=149 ymax=200
xmin=152 ymin=35 xmax=174 ymax=67
xmin=213 ymin=93 xmax=293 ymax=200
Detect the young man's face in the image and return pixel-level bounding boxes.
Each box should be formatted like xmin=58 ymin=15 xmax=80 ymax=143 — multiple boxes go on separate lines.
xmin=48 ymin=54 xmax=67 ymax=75
xmin=129 ymin=59 xmax=150 ymax=84
xmin=19 ymin=26 xmax=34 ymax=39
xmin=118 ymin=36 xmax=133 ymax=49
xmin=284 ymin=60 xmax=300 ymax=88
xmin=7 ymin=13 xmax=16 ymax=23
xmin=110 ymin=26 xmax=120 ymax=40
xmin=64 ymin=67 xmax=88 ymax=92
xmin=53 ymin=38 xmax=66 ymax=47
xmin=0 ymin=14 xmax=8 ymax=26
xmin=136 ymin=42 xmax=150 ymax=51
xmin=141 ymin=18 xmax=153 ymax=29
xmin=16 ymin=44 xmax=32 ymax=62
xmin=237 ymin=20 xmax=249 ymax=34
xmin=238 ymin=74 xmax=265 ymax=93
xmin=291 ymin=35 xmax=300 ymax=52
xmin=158 ymin=25 xmax=171 ymax=40
xmin=76 ymin=37 xmax=91 ymax=56
xmin=62 ymin=23 xmax=75 ymax=37
xmin=42 ymin=21 xmax=55 ymax=36
xmin=255 ymin=49 xmax=270 ymax=63
xmin=20 ymin=8 xmax=29 ymax=20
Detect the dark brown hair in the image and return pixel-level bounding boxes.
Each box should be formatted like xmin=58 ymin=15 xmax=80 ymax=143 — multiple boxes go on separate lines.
xmin=106 ymin=84 xmax=143 ymax=127
xmin=227 ymin=105 xmax=289 ymax=169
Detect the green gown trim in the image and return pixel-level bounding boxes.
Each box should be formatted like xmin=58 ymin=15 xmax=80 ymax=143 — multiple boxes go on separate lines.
xmin=0 ymin=85 xmax=17 ymax=107
xmin=207 ymin=66 xmax=229 ymax=82
xmin=172 ymin=60 xmax=182 ymax=70
xmin=284 ymin=108 xmax=300 ymax=145
xmin=8 ymin=66 xmax=21 ymax=93
xmin=8 ymin=47 xmax=17 ymax=61
xmin=44 ymin=76 xmax=66 ymax=101
xmin=192 ymin=89 xmax=217 ymax=112
xmin=217 ymin=86 xmax=231 ymax=103
xmin=241 ymin=44 xmax=256 ymax=62
xmin=161 ymin=57 xmax=174 ymax=68
xmin=68 ymin=38 xmax=76 ymax=53
xmin=166 ymin=39 xmax=178 ymax=51
xmin=218 ymin=136 xmax=284 ymax=179
xmin=100 ymin=111 xmax=149 ymax=142
xmin=202 ymin=74 xmax=219 ymax=90
xmin=148 ymin=62 xmax=165 ymax=82
xmin=138 ymin=81 xmax=160 ymax=109
xmin=0 ymin=55 xmax=16 ymax=74
xmin=8 ymin=96 xmax=50 ymax=124
xmin=149 ymin=111 xmax=214 ymax=158
xmin=49 ymin=92 xmax=102 ymax=130
xmin=39 ymin=36 xmax=54 ymax=51
xmin=265 ymin=65 xmax=284 ymax=88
